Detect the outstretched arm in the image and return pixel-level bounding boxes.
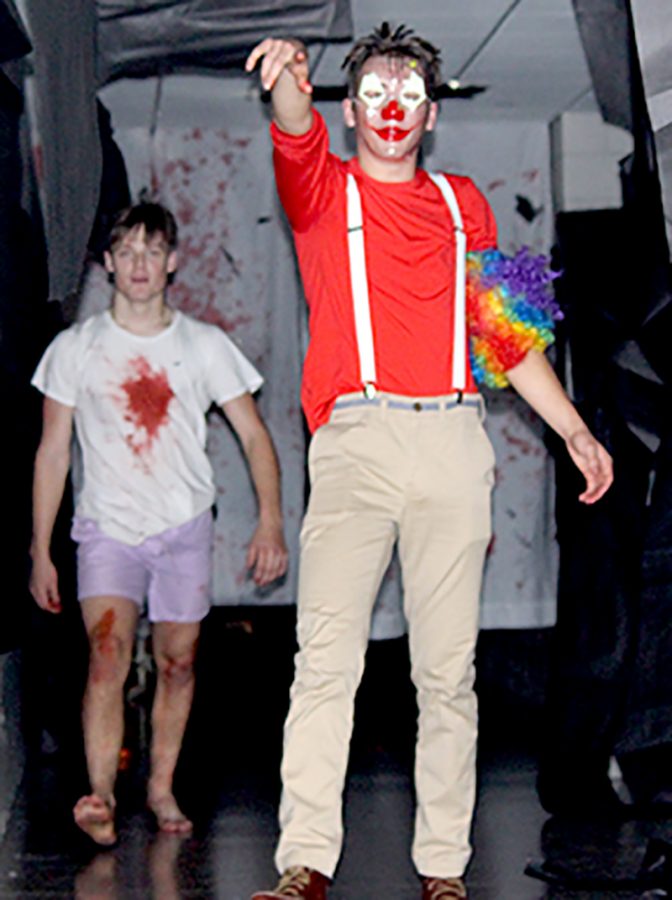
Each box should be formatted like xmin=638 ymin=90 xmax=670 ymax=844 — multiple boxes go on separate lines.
xmin=30 ymin=397 xmax=75 ymax=612
xmin=220 ymin=393 xmax=288 ymax=586
xmin=506 ymin=350 xmax=613 ymax=504
xmin=245 ymin=37 xmax=313 ymax=135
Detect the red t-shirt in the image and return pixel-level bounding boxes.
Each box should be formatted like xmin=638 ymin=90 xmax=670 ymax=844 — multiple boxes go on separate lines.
xmin=272 ymin=111 xmax=498 ymax=432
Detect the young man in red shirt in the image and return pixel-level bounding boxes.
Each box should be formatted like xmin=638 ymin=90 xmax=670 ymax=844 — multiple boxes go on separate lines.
xmin=246 ymin=24 xmax=612 ymax=900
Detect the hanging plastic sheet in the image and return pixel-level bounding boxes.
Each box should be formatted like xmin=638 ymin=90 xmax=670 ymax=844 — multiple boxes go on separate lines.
xmin=97 ymin=0 xmax=353 ymax=84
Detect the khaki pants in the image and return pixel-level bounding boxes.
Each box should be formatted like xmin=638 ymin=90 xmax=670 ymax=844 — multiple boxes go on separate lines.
xmin=276 ymin=393 xmax=495 ymax=879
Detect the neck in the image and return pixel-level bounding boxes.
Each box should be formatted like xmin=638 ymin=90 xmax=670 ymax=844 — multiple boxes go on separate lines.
xmin=356 ymin=145 xmax=420 ymax=183
xmin=111 ymin=295 xmax=173 ymax=336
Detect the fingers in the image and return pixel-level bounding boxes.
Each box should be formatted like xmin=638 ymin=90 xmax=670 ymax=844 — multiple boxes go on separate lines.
xmin=247 ymin=539 xmax=288 ymax=587
xmin=28 ymin=559 xmax=61 ymax=613
xmin=40 ymin=585 xmax=62 ymax=614
xmin=32 ymin=584 xmax=62 ymax=614
xmin=244 ymin=38 xmax=312 ymax=94
xmin=579 ymin=458 xmax=613 ymax=504
xmin=570 ymin=435 xmax=613 ymax=504
xmin=29 ymin=562 xmax=63 ymax=614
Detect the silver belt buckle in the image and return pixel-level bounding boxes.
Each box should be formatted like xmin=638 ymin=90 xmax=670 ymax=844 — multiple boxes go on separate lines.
xmin=363 ymin=382 xmax=377 ymax=400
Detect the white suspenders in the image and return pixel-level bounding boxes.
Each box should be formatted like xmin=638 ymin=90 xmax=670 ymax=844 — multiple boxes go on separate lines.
xmin=427 ymin=173 xmax=467 ymax=392
xmin=346 ymin=174 xmax=378 ymax=397
xmin=345 ymin=171 xmax=468 ymax=395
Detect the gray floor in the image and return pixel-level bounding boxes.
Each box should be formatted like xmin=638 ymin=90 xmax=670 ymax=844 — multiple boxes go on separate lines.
xmin=0 ymin=751 xmax=548 ymax=898
xmin=0 ymin=619 xmax=669 ymax=898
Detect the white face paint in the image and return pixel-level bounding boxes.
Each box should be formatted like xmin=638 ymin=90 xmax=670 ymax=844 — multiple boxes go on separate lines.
xmin=347 ymin=56 xmax=435 ymax=169
xmin=356 ymin=69 xmax=428 ymax=113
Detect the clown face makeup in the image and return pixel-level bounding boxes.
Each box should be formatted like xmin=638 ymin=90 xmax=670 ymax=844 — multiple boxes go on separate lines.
xmin=357 ymin=69 xmax=428 ymax=115
xmin=345 ymin=55 xmax=435 ymax=170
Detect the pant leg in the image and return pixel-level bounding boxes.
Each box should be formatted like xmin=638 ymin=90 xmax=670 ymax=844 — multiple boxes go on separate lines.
xmin=276 ymin=408 xmax=403 ymax=877
xmin=398 ymin=405 xmax=494 ymax=878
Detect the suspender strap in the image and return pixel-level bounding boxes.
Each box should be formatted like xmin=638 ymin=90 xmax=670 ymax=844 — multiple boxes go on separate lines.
xmin=345 ymin=171 xmax=467 ymax=394
xmin=428 ymin=173 xmax=467 ymax=391
xmin=346 ymin=173 xmax=377 ymax=394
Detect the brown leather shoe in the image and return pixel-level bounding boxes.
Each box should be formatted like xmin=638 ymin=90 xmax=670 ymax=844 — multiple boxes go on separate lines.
xmin=421 ymin=876 xmax=467 ymax=899
xmin=251 ymin=866 xmax=329 ymax=899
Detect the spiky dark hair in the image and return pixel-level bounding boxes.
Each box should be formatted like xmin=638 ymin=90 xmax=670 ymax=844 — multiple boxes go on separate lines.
xmin=107 ymin=202 xmax=178 ymax=252
xmin=342 ymin=22 xmax=442 ymax=99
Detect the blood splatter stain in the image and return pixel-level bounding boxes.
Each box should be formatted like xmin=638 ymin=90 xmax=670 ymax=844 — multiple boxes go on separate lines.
xmin=91 ymin=608 xmax=116 ymax=658
xmin=121 ymin=356 xmax=174 ymax=456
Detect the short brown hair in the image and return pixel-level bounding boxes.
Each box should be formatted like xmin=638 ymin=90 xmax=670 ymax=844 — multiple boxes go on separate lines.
xmin=107 ymin=202 xmax=178 ymax=252
xmin=342 ymin=22 xmax=442 ymax=100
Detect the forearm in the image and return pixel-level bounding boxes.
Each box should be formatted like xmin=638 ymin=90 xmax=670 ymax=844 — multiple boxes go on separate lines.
xmin=30 ymin=446 xmax=70 ymax=559
xmin=505 ymin=350 xmax=588 ymax=441
xmin=272 ymin=69 xmax=313 ymax=135
xmin=242 ymin=429 xmax=284 ymax=526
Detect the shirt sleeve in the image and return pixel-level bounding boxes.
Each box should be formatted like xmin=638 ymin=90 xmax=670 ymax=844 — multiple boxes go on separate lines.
xmin=203 ymin=327 xmax=264 ymax=407
xmin=452 ymin=176 xmax=498 ymax=252
xmin=270 ymin=109 xmax=337 ymax=232
xmin=31 ymin=328 xmax=79 ymax=407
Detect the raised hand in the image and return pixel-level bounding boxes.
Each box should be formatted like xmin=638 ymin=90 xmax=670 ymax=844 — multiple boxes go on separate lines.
xmin=245 ymin=37 xmax=312 ymax=95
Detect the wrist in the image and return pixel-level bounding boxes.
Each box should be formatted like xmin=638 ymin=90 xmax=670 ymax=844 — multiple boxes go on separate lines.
xmin=258 ymin=509 xmax=283 ymax=530
xmin=30 ymin=540 xmax=51 ymax=560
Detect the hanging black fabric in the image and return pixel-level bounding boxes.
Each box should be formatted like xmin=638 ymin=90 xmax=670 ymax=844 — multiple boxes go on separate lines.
xmin=0 ymin=0 xmax=32 ymax=64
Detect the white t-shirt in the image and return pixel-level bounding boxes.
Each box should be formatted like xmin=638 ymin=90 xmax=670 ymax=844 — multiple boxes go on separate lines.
xmin=32 ymin=310 xmax=263 ymax=545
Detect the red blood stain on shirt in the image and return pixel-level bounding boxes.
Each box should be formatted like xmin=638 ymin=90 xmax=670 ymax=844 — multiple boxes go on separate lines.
xmin=121 ymin=356 xmax=174 ymax=456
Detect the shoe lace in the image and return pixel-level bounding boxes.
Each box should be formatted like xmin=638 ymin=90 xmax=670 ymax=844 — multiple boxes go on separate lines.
xmin=423 ymin=877 xmax=467 ymax=900
xmin=276 ymin=867 xmax=313 ymax=896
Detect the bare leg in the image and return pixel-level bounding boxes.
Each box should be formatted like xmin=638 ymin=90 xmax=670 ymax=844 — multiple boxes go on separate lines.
xmin=147 ymin=620 xmax=200 ymax=833
xmin=76 ymin=596 xmax=139 ymax=845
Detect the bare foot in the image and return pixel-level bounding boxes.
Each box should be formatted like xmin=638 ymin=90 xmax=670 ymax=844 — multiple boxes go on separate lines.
xmin=73 ymin=794 xmax=117 ymax=846
xmin=147 ymin=792 xmax=193 ymax=834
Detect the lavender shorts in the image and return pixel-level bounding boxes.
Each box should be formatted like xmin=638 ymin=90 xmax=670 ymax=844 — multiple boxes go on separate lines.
xmin=71 ymin=510 xmax=214 ymax=623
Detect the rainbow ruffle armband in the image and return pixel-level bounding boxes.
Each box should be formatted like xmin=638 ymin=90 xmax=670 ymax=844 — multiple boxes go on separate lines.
xmin=466 ymin=248 xmax=563 ymax=388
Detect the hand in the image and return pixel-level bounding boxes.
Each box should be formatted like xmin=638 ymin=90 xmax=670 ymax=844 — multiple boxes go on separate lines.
xmin=565 ymin=429 xmax=613 ymax=504
xmin=29 ymin=553 xmax=62 ymax=613
xmin=246 ymin=521 xmax=288 ymax=586
xmin=245 ymin=37 xmax=312 ymax=95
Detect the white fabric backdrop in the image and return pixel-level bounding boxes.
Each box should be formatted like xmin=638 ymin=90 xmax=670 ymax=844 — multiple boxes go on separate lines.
xmin=79 ymin=101 xmax=305 ymax=609
xmin=90 ymin=76 xmax=558 ymax=631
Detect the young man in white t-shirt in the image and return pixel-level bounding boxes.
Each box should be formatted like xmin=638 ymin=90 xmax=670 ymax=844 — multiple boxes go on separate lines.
xmin=30 ymin=202 xmax=288 ymax=846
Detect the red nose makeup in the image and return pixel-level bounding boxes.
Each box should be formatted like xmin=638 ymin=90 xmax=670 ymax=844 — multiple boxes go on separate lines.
xmin=381 ymin=100 xmax=405 ymax=122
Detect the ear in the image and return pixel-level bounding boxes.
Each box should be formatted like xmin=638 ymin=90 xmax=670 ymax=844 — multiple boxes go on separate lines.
xmin=425 ymin=102 xmax=438 ymax=133
xmin=167 ymin=250 xmax=178 ymax=274
xmin=103 ymin=250 xmax=114 ymax=273
xmin=342 ymin=97 xmax=356 ymax=129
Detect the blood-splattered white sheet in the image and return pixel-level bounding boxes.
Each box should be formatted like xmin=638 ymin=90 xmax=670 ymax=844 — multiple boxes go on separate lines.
xmin=78 ymin=122 xmax=305 ymax=608
xmin=88 ymin=78 xmax=558 ymax=631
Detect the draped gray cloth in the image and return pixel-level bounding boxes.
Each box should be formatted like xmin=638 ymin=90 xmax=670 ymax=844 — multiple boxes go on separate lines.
xmin=19 ymin=0 xmax=101 ymax=302
xmin=97 ymin=0 xmax=353 ymax=83
xmin=17 ymin=0 xmax=352 ymax=301
xmin=631 ymin=0 xmax=672 ymax=261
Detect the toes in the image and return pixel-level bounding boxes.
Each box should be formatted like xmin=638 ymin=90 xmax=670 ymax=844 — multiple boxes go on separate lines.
xmin=73 ymin=795 xmax=117 ymax=846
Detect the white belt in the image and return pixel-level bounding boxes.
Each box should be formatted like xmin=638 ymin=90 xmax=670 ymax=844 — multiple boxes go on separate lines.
xmin=333 ymin=391 xmax=480 ymax=412
xmin=345 ymin=171 xmax=467 ymax=397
